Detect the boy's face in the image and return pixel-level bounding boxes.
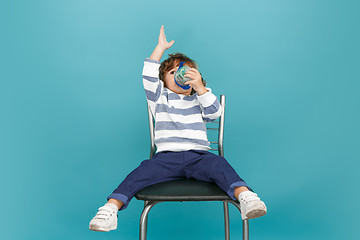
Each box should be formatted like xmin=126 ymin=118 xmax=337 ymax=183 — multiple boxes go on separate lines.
xmin=163 ymin=64 xmax=192 ymax=95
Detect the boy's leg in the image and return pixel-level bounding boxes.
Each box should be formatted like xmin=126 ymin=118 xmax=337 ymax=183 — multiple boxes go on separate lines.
xmin=107 ymin=151 xmax=185 ymax=211
xmin=107 ymin=198 xmax=124 ymax=210
xmin=234 ymin=186 xmax=251 ymax=198
xmin=90 ymin=151 xmax=185 ymax=231
xmin=185 ymin=150 xmax=266 ymax=220
xmin=184 ymin=150 xmax=251 ymax=200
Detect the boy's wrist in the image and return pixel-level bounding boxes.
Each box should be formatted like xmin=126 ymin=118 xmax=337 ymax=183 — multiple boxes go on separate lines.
xmin=196 ymin=87 xmax=208 ymax=96
xmin=156 ymin=44 xmax=167 ymax=52
xmin=150 ymin=45 xmax=166 ymax=62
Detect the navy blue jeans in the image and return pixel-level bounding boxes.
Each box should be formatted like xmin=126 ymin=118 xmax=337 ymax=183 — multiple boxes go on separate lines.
xmin=108 ymin=150 xmax=250 ymax=210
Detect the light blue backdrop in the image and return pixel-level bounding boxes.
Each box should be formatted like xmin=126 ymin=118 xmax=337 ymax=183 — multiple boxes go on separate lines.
xmin=1 ymin=0 xmax=359 ymax=239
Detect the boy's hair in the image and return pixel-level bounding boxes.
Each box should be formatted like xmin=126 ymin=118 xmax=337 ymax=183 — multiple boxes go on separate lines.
xmin=159 ymin=53 xmax=206 ymax=95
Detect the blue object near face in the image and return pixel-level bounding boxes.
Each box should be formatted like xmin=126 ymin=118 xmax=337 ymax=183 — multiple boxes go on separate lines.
xmin=174 ymin=61 xmax=191 ymax=90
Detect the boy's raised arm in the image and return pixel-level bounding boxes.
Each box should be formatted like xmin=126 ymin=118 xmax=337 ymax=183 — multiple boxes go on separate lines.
xmin=149 ymin=25 xmax=175 ymax=61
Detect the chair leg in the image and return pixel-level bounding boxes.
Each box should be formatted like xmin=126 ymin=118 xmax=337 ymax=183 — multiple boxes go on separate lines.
xmin=223 ymin=201 xmax=230 ymax=240
xmin=228 ymin=201 xmax=249 ymax=240
xmin=242 ymin=219 xmax=249 ymax=240
xmin=139 ymin=201 xmax=160 ymax=240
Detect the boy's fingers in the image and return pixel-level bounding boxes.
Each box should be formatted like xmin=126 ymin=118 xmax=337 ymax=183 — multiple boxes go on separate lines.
xmin=185 ymin=79 xmax=197 ymax=85
xmin=160 ymin=25 xmax=164 ymax=34
xmin=184 ymin=73 xmax=194 ymax=79
xmin=187 ymin=69 xmax=200 ymax=75
xmin=185 ymin=71 xmax=200 ymax=78
xmin=186 ymin=71 xmax=198 ymax=76
xmin=160 ymin=26 xmax=166 ymax=37
xmin=188 ymin=68 xmax=198 ymax=72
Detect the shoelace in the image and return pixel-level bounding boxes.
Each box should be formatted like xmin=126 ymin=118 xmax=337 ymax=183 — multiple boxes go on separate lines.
xmin=93 ymin=206 xmax=115 ymax=220
xmin=240 ymin=193 xmax=260 ymax=203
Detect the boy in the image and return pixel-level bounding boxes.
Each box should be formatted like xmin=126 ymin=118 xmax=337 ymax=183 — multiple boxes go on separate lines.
xmin=89 ymin=25 xmax=266 ymax=232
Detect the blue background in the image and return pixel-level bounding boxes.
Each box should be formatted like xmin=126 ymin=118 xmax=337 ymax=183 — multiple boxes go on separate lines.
xmin=1 ymin=0 xmax=359 ymax=239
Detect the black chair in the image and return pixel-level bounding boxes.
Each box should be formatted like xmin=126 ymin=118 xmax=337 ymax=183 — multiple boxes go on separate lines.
xmin=135 ymin=95 xmax=249 ymax=240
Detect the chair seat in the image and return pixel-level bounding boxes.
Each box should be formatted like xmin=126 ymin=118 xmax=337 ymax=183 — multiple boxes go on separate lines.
xmin=135 ymin=179 xmax=234 ymax=202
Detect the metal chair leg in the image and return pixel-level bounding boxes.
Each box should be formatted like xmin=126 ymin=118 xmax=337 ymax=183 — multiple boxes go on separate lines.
xmin=139 ymin=200 xmax=249 ymax=240
xmin=242 ymin=219 xmax=249 ymax=240
xmin=139 ymin=201 xmax=160 ymax=240
xmin=223 ymin=201 xmax=230 ymax=240
xmin=229 ymin=201 xmax=249 ymax=240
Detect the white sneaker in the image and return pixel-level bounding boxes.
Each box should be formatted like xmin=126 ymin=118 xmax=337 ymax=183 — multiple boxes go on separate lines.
xmin=89 ymin=205 xmax=118 ymax=232
xmin=238 ymin=191 xmax=267 ymax=220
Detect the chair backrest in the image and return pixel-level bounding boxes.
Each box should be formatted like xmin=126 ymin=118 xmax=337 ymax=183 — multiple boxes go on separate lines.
xmin=147 ymin=95 xmax=226 ymax=158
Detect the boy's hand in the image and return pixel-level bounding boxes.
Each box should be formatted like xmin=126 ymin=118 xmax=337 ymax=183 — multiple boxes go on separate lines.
xmin=150 ymin=25 xmax=174 ymax=61
xmin=184 ymin=68 xmax=208 ymax=95
xmin=158 ymin=25 xmax=175 ymax=50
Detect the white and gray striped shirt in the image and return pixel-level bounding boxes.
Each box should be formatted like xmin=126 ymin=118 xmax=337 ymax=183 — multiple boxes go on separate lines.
xmin=142 ymin=58 xmax=222 ymax=153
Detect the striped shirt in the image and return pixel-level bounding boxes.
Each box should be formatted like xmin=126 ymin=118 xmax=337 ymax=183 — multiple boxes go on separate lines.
xmin=142 ymin=58 xmax=222 ymax=153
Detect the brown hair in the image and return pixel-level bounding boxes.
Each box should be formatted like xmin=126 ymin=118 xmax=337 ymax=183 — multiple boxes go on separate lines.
xmin=159 ymin=53 xmax=206 ymax=95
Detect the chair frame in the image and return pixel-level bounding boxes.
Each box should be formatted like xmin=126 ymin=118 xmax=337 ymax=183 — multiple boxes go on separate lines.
xmin=138 ymin=95 xmax=249 ymax=240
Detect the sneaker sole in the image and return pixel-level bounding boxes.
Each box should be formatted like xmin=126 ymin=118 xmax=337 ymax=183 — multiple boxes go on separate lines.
xmin=246 ymin=208 xmax=267 ymax=219
xmin=89 ymin=224 xmax=117 ymax=232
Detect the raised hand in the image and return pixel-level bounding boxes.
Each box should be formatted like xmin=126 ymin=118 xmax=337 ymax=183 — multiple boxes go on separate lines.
xmin=158 ymin=25 xmax=175 ymax=50
xmin=150 ymin=25 xmax=175 ymax=61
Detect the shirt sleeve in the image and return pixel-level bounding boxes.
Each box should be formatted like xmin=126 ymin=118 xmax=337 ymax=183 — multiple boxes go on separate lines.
xmin=197 ymin=88 xmax=222 ymax=122
xmin=142 ymin=58 xmax=164 ymax=114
